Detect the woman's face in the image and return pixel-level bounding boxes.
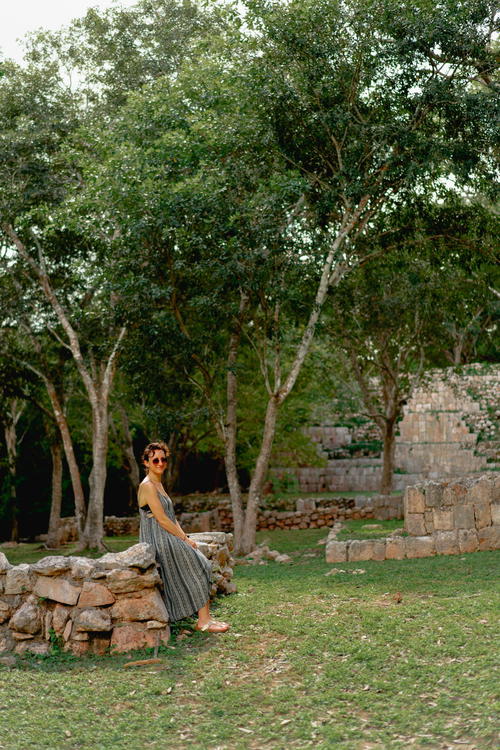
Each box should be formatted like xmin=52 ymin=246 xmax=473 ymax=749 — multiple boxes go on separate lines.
xmin=144 ymin=449 xmax=168 ymax=476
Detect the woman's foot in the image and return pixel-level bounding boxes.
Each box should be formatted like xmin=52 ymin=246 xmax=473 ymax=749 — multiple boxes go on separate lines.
xmin=195 ymin=619 xmax=230 ymax=633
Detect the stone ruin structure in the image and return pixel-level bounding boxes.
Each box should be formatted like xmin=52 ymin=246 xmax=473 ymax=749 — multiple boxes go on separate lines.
xmin=0 ymin=533 xmax=235 ymax=657
xmin=326 ymin=473 xmax=499 ymax=563
xmin=274 ymin=365 xmax=499 ymax=494
xmin=47 ymin=493 xmax=403 ymax=545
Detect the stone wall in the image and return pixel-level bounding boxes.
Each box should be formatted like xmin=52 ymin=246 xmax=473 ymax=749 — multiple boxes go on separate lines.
xmin=215 ymin=494 xmax=403 ymax=531
xmin=47 ymin=494 xmax=403 ymax=544
xmin=326 ymin=473 xmax=499 ymax=563
xmin=274 ymin=364 xmax=500 ymax=494
xmin=0 ymin=533 xmax=235 ymax=657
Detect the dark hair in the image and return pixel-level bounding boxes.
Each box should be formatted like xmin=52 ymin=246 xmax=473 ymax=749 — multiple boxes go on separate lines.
xmin=142 ymin=441 xmax=170 ymax=464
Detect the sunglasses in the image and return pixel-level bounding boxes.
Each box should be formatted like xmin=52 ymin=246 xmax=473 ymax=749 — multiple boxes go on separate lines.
xmin=151 ymin=457 xmax=168 ymax=464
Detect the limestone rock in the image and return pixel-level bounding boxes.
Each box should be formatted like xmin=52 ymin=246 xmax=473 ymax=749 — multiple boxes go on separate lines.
xmin=110 ymin=622 xmax=170 ymax=653
xmin=0 ymin=635 xmax=12 ymax=653
xmin=189 ymin=532 xmax=229 ymax=546
xmin=424 ymin=483 xmax=444 ymax=507
xmin=110 ymin=589 xmax=168 ymax=622
xmin=12 ymin=632 xmax=35 ymax=640
xmin=146 ymin=619 xmax=168 ymax=629
xmin=63 ymin=620 xmax=73 ymax=641
xmin=98 ymin=543 xmax=156 ymax=570
xmin=15 ymin=641 xmax=50 ymax=656
xmin=473 ymin=502 xmax=491 ymax=529
xmin=72 ymin=631 xmax=90 ymax=641
xmin=0 ymin=552 xmax=12 ymax=573
xmin=478 ymin=525 xmax=500 ymax=551
xmin=71 ymin=558 xmax=96 ymax=579
xmin=274 ymin=554 xmax=293 ymax=563
xmin=74 ymin=608 xmax=112 ymax=632
xmin=458 ymin=529 xmax=479 ymax=554
xmin=66 ymin=640 xmax=89 ymax=656
xmin=405 ymin=514 xmax=426 ymax=536
xmin=34 ymin=576 xmax=81 ymax=605
xmin=32 ymin=556 xmax=74 ymax=576
xmin=78 ymin=581 xmax=116 ymax=607
xmin=0 ymin=655 xmax=16 ymax=667
xmin=371 ymin=541 xmax=387 ymax=561
xmin=348 ymin=540 xmax=385 ymax=562
xmin=0 ymin=601 xmax=11 ymax=624
xmin=88 ymin=634 xmax=111 ymax=656
xmin=42 ymin=610 xmax=52 ymax=640
xmin=52 ymin=604 xmax=71 ymax=635
xmin=325 ymin=541 xmax=348 ymax=564
xmin=434 ymin=531 xmax=459 ymax=555
xmin=432 ymin=510 xmax=454 ymax=531
xmin=5 ymin=565 xmax=34 ymax=595
xmin=453 ymin=505 xmax=475 ymax=529
xmin=105 ymin=567 xmax=161 ymax=594
xmin=385 ymin=537 xmax=406 ymax=560
xmin=8 ymin=596 xmax=41 ymax=634
xmin=490 ymin=504 xmax=500 ymax=525
xmin=405 ymin=536 xmax=435 ymax=558
xmin=404 ymin=487 xmax=425 ymax=514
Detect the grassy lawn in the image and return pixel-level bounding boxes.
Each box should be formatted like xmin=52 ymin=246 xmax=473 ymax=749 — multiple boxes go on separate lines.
xmin=0 ymin=531 xmax=498 ymax=749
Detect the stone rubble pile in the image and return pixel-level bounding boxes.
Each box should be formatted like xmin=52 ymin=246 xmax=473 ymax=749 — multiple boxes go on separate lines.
xmin=238 ymin=545 xmax=293 ymax=565
xmin=0 ymin=533 xmax=235 ymax=657
xmin=326 ymin=474 xmax=499 ymax=563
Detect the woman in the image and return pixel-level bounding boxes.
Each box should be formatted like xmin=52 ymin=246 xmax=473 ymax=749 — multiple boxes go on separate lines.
xmin=138 ymin=441 xmax=229 ymax=633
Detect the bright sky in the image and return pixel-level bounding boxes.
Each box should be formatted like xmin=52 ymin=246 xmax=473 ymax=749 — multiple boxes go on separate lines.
xmin=1 ymin=0 xmax=138 ymax=63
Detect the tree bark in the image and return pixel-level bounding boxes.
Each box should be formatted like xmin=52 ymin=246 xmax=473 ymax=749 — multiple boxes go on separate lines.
xmin=380 ymin=419 xmax=396 ymax=495
xmin=240 ymin=395 xmax=280 ymax=554
xmin=80 ymin=390 xmax=111 ymax=550
xmin=43 ymin=380 xmax=86 ymax=536
xmin=223 ymin=294 xmax=248 ymax=549
xmin=3 ymin=400 xmax=24 ymax=542
xmin=46 ymin=441 xmax=63 ymax=548
xmin=118 ymin=404 xmax=140 ymax=507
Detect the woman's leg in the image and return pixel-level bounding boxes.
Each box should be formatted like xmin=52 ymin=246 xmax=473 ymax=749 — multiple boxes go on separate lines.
xmin=196 ymin=601 xmax=230 ymax=632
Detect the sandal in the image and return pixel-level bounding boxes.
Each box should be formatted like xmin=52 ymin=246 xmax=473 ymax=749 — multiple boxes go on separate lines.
xmin=195 ymin=620 xmax=230 ymax=633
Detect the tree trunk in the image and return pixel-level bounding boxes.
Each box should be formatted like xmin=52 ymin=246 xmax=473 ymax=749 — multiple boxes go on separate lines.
xmin=380 ymin=419 xmax=396 ymax=495
xmin=3 ymin=400 xmax=24 ymax=543
xmin=46 ymin=441 xmax=63 ymax=548
xmin=118 ymin=404 xmax=140 ymax=492
xmin=239 ymin=395 xmax=280 ymax=555
xmin=44 ymin=380 xmax=87 ymax=536
xmin=80 ymin=404 xmax=108 ymax=550
xmin=4 ymin=422 xmax=18 ymax=543
xmin=221 ymin=294 xmax=248 ymax=548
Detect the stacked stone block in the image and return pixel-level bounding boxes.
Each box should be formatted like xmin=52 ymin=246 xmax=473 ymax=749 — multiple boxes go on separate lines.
xmin=0 ymin=533 xmax=235 ymax=657
xmin=326 ymin=474 xmax=499 ymax=563
xmin=275 ymin=365 xmax=500 ymax=493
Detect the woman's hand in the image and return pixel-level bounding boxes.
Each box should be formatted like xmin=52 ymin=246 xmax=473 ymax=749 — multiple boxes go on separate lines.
xmin=186 ymin=537 xmax=198 ymax=549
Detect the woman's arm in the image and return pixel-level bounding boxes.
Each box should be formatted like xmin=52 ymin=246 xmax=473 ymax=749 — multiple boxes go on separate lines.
xmin=138 ymin=484 xmax=189 ymax=541
xmin=176 ymin=520 xmax=197 ymax=549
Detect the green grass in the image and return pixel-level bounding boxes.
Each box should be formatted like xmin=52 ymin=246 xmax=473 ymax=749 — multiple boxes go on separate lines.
xmin=336 ymin=519 xmax=406 ymax=540
xmin=1 ymin=531 xmax=498 ymax=749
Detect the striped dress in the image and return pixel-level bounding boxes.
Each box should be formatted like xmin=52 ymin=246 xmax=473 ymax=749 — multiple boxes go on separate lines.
xmin=139 ymin=485 xmax=212 ymax=622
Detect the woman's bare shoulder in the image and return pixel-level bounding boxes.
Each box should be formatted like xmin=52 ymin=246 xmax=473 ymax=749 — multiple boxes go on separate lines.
xmin=138 ymin=480 xmax=156 ymax=503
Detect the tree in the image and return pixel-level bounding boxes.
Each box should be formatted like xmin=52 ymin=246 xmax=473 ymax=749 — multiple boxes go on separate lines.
xmin=97 ymin=0 xmax=498 ymax=552
xmin=325 ymin=199 xmax=498 ymax=494
xmin=0 ymin=58 xmax=128 ymax=549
